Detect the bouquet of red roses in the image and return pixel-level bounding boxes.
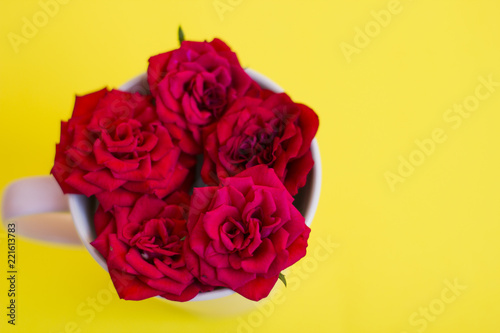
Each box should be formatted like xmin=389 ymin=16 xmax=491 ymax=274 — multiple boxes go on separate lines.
xmin=51 ymin=30 xmax=319 ymax=302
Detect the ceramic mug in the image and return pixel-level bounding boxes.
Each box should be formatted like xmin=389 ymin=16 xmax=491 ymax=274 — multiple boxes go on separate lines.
xmin=1 ymin=69 xmax=321 ymax=315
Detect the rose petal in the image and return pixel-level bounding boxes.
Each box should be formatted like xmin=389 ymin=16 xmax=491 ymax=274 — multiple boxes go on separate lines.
xmin=203 ymin=243 xmax=230 ymax=268
xmin=83 ymin=169 xmax=127 ymax=192
xmin=203 ymin=205 xmax=240 ymax=241
xmin=284 ymin=150 xmax=314 ymax=196
xmin=107 ymin=235 xmax=138 ymax=275
xmin=65 ymin=169 xmax=102 ymax=197
xmin=149 ymin=126 xmax=174 ymax=161
xmin=154 ymin=258 xmax=193 ymax=285
xmin=94 ymin=139 xmax=140 ymax=173
xmin=72 ymin=88 xmax=108 ymax=118
xmin=240 ymin=238 xmax=276 ymax=274
xmin=147 ymin=52 xmax=172 ymax=96
xmin=90 ymin=219 xmax=115 ymax=259
xmin=95 ymin=189 xmax=140 ymax=212
xmin=236 ymin=165 xmax=287 ymax=192
xmin=125 ymin=248 xmax=164 ymax=279
xmin=283 ymin=206 xmax=307 ymax=247
xmin=221 ymin=176 xmax=254 ymax=196
xmin=169 ymin=71 xmax=197 ymax=99
xmin=139 ymin=276 xmax=187 ymax=296
xmin=160 ymin=283 xmax=201 ymax=302
xmin=65 ymin=146 xmax=102 ymax=172
xmin=110 ymin=155 xmax=150 ymax=179
xmin=234 ymin=274 xmax=279 ymax=301
xmin=297 ymin=103 xmax=319 ymax=157
xmin=217 ymin=267 xmax=256 ymax=290
xmin=127 ymin=195 xmax=166 ymax=224
xmin=189 ymin=215 xmax=212 ymax=257
xmin=109 ymin=269 xmax=160 ymax=300
xmin=188 ymin=187 xmax=218 ymax=228
xmin=148 ymin=148 xmax=180 ymax=179
xmin=185 ymin=247 xmax=219 ymax=286
xmin=93 ymin=206 xmax=112 ymax=235
xmin=285 ymin=227 xmax=310 ymax=267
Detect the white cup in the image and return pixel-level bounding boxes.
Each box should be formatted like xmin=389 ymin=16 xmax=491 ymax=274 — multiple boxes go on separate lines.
xmin=1 ymin=69 xmax=321 ymax=315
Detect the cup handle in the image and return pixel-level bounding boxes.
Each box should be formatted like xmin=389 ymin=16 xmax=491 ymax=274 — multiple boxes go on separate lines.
xmin=1 ymin=176 xmax=82 ymax=245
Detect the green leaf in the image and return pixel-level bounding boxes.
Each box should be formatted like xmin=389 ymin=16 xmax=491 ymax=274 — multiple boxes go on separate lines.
xmin=178 ymin=26 xmax=185 ymax=45
xmin=278 ymin=272 xmax=287 ymax=287
xmin=180 ymin=236 xmax=186 ymax=241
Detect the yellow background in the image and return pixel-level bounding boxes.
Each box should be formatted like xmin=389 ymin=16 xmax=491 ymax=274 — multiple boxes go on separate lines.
xmin=1 ymin=0 xmax=500 ymax=332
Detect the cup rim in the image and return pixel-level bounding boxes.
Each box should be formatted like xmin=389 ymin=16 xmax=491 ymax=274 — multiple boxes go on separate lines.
xmin=69 ymin=69 xmax=321 ymax=302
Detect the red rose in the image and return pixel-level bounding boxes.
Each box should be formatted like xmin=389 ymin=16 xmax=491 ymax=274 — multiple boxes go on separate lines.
xmin=201 ymin=90 xmax=319 ymax=195
xmin=147 ymin=38 xmax=261 ymax=154
xmin=184 ymin=165 xmax=310 ymax=301
xmin=91 ymin=192 xmax=206 ymax=301
xmin=51 ymin=89 xmax=195 ymax=210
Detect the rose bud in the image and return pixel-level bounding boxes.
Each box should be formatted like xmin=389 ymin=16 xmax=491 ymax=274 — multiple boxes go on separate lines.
xmin=201 ymin=90 xmax=319 ymax=195
xmin=147 ymin=39 xmax=261 ymax=154
xmin=91 ymin=192 xmax=208 ymax=301
xmin=51 ymin=89 xmax=195 ymax=210
xmin=184 ymin=165 xmax=310 ymax=301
